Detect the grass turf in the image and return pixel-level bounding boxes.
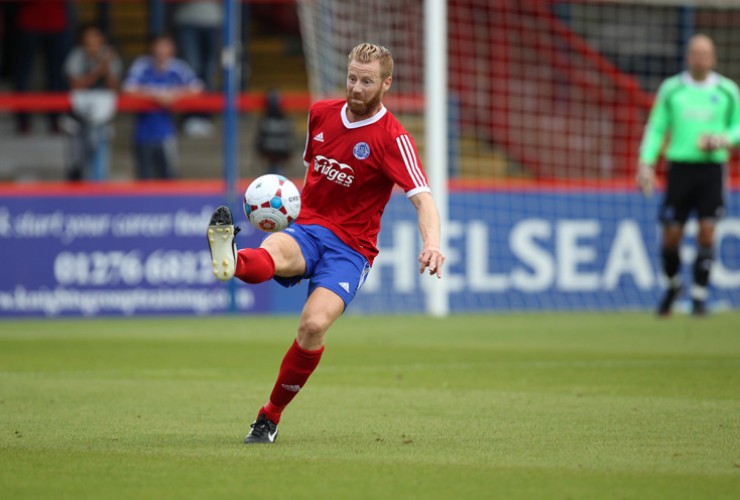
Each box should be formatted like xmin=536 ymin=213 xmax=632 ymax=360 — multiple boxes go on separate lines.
xmin=1 ymin=313 xmax=739 ymax=499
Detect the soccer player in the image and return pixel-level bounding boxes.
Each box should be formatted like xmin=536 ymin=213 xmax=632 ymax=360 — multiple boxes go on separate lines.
xmin=637 ymin=34 xmax=740 ymax=316
xmin=207 ymin=43 xmax=445 ymax=443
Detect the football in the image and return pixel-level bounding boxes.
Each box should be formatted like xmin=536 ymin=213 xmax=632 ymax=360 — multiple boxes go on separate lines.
xmin=243 ymin=174 xmax=301 ymax=232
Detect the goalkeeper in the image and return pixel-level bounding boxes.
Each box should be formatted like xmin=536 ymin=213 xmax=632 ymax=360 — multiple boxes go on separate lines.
xmin=637 ymin=34 xmax=740 ymax=316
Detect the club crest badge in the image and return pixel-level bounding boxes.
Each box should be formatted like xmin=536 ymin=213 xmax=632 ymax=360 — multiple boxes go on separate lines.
xmin=353 ymin=142 xmax=371 ymax=160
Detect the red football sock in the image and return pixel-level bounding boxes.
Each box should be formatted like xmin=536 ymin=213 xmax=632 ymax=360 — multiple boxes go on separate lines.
xmin=235 ymin=248 xmax=275 ymax=284
xmin=259 ymin=340 xmax=324 ymax=424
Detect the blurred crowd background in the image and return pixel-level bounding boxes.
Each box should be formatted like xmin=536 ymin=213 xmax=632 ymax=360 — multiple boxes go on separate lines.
xmin=0 ymin=0 xmax=305 ymax=182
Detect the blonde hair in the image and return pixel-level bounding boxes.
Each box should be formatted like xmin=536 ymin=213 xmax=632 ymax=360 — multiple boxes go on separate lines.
xmin=348 ymin=43 xmax=394 ymax=80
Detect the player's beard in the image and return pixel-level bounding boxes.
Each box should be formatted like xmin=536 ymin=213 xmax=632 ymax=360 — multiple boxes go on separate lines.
xmin=347 ymin=87 xmax=384 ymax=119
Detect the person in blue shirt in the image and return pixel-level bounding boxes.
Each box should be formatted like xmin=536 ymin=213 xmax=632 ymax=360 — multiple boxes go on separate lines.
xmin=123 ymin=34 xmax=203 ymax=179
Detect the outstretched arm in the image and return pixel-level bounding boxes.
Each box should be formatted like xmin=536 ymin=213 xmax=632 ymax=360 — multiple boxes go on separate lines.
xmin=122 ymin=58 xmax=203 ymax=107
xmin=409 ymin=191 xmax=445 ymax=278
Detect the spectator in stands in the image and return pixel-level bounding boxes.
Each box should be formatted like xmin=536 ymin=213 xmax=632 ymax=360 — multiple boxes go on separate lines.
xmin=173 ymin=0 xmax=223 ymax=137
xmin=255 ymin=90 xmax=295 ymax=175
xmin=63 ymin=24 xmax=122 ymax=181
xmin=12 ymin=0 xmax=73 ymax=134
xmin=123 ymin=35 xmax=203 ymax=179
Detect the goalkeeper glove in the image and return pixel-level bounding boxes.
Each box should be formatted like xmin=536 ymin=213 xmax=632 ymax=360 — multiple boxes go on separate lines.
xmin=698 ymin=134 xmax=730 ymax=152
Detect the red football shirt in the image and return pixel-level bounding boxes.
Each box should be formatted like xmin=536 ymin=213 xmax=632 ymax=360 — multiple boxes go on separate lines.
xmin=300 ymin=99 xmax=430 ymax=265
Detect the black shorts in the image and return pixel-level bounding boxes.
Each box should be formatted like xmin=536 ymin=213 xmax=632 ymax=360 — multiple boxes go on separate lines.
xmin=659 ymin=162 xmax=725 ymax=226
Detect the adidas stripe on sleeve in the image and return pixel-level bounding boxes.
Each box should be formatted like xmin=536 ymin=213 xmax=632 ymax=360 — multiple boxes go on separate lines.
xmin=389 ymin=133 xmax=431 ymax=197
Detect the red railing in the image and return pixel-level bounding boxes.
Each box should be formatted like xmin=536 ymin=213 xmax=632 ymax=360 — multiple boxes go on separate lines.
xmin=0 ymin=1 xmax=298 ymax=3
xmin=0 ymin=91 xmax=312 ymax=113
xmin=0 ymin=91 xmax=430 ymax=114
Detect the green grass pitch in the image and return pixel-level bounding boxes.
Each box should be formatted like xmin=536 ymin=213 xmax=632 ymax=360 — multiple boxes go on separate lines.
xmin=1 ymin=312 xmax=739 ymax=499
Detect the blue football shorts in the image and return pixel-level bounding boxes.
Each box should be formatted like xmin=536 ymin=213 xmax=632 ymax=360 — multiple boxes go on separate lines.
xmin=273 ymin=223 xmax=371 ymax=309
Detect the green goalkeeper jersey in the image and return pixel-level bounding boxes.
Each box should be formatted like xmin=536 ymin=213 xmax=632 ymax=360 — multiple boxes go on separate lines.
xmin=639 ymin=71 xmax=740 ymax=165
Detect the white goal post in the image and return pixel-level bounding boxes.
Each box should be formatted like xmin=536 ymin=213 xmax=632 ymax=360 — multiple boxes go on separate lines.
xmin=424 ymin=0 xmax=449 ymax=316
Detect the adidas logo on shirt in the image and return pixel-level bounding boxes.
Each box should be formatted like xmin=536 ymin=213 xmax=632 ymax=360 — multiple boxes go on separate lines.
xmin=339 ymin=282 xmax=350 ymax=293
xmin=313 ymin=132 xmax=324 ymax=142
